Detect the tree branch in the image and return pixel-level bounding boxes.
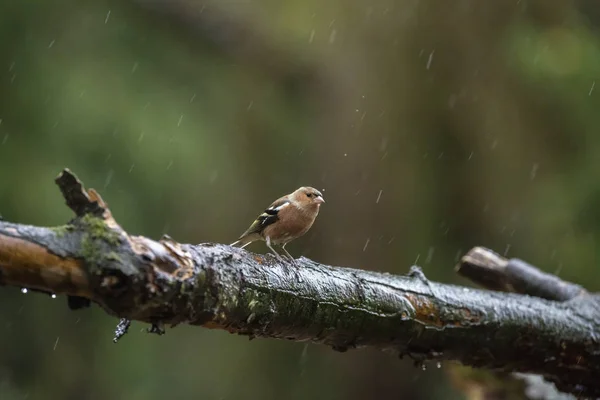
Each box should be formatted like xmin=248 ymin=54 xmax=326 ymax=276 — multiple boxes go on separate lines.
xmin=0 ymin=169 xmax=598 ymax=398
xmin=457 ymin=247 xmax=586 ymax=301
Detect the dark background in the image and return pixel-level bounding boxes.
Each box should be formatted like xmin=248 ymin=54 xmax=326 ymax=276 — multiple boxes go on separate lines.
xmin=1 ymin=1 xmax=599 ymax=399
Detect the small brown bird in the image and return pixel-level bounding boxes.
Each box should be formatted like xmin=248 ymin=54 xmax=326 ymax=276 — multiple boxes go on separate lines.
xmin=231 ymin=186 xmax=325 ymax=263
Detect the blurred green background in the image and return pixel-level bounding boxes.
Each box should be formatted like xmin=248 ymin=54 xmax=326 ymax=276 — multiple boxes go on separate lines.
xmin=1 ymin=0 xmax=599 ymax=399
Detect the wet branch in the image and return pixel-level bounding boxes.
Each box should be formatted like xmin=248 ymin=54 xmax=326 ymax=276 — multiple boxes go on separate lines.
xmin=0 ymin=169 xmax=599 ymax=398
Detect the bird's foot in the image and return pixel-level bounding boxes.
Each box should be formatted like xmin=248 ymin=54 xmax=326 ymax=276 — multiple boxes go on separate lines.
xmin=284 ymin=256 xmax=303 ymax=283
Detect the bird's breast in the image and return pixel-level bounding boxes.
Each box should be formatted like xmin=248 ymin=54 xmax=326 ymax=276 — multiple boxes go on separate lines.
xmin=266 ymin=210 xmax=316 ymax=244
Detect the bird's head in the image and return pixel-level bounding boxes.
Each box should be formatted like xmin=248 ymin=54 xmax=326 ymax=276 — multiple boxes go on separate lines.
xmin=291 ymin=186 xmax=325 ymax=209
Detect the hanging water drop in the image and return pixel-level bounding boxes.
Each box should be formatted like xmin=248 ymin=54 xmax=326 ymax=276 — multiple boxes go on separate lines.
xmin=21 ymin=288 xmax=28 ymax=294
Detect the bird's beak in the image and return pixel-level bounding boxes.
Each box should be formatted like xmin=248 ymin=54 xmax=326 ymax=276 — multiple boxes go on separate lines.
xmin=315 ymin=196 xmax=325 ymax=204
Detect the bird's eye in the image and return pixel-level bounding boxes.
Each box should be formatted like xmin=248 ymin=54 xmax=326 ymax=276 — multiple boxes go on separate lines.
xmin=306 ymin=193 xmax=313 ymax=198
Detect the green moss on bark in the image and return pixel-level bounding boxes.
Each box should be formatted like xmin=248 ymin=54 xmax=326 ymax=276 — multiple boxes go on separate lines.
xmin=77 ymin=215 xmax=122 ymax=273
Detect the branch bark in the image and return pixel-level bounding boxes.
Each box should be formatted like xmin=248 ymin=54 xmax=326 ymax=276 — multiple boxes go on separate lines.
xmin=0 ymin=169 xmax=598 ymax=398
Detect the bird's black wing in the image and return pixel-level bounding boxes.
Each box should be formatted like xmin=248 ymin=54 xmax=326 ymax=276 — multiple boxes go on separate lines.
xmin=239 ymin=197 xmax=290 ymax=238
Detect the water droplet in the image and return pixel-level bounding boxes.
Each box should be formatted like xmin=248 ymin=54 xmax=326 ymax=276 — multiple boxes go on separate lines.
xmin=425 ymin=247 xmax=435 ymax=264
xmin=51 ymin=294 xmax=57 ymax=299
xmin=328 ymin=29 xmax=337 ymax=44
xmin=363 ymin=238 xmax=370 ymax=252
xmin=104 ymin=10 xmax=111 ymax=24
xmin=209 ymin=170 xmax=219 ymax=184
xmin=21 ymin=288 xmax=28 ymax=294
xmin=376 ymin=190 xmax=383 ymax=204
xmin=530 ymin=163 xmax=539 ymax=180
xmin=436 ymin=361 xmax=442 ymax=369
xmin=421 ymin=364 xmax=427 ymax=371
xmin=426 ymin=50 xmax=435 ymax=70
xmin=104 ymin=169 xmax=114 ymax=189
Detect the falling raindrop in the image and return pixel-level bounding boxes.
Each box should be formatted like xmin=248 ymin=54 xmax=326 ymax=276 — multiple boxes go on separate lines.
xmin=425 ymin=247 xmax=435 ymax=264
xmin=363 ymin=238 xmax=370 ymax=252
xmin=53 ymin=337 xmax=60 ymax=350
xmin=51 ymin=294 xmax=57 ymax=299
xmin=530 ymin=163 xmax=539 ymax=180
xmin=376 ymin=190 xmax=383 ymax=204
xmin=329 ymin=29 xmax=337 ymax=44
xmin=21 ymin=288 xmax=28 ymax=294
xmin=105 ymin=10 xmax=111 ymax=24
xmin=436 ymin=362 xmax=442 ymax=369
xmin=104 ymin=169 xmax=114 ymax=189
xmin=426 ymin=50 xmax=435 ymax=70
xmin=421 ymin=363 xmax=427 ymax=371
xmin=209 ymin=170 xmax=219 ymax=184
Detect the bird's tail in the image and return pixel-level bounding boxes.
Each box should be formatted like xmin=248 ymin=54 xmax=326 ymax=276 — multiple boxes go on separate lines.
xmin=230 ymin=236 xmax=254 ymax=248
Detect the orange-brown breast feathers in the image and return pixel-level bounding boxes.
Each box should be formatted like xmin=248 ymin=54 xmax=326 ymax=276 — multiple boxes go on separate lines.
xmin=263 ymin=202 xmax=319 ymax=244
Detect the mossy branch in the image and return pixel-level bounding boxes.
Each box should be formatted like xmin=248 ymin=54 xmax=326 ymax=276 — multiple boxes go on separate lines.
xmin=0 ymin=169 xmax=599 ymax=398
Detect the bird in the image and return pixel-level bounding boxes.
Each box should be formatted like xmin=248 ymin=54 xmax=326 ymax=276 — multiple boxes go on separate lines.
xmin=231 ymin=186 xmax=325 ymax=263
